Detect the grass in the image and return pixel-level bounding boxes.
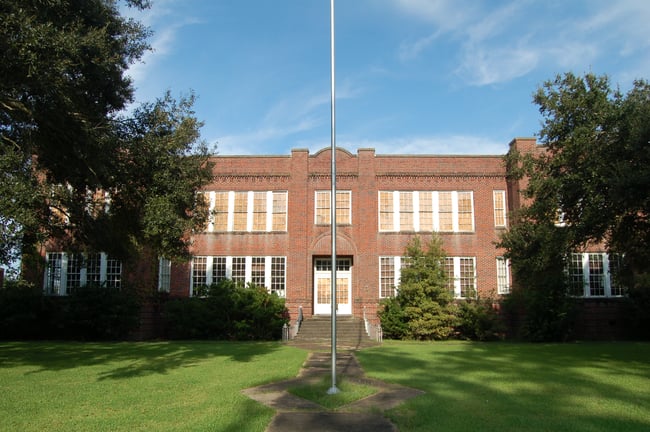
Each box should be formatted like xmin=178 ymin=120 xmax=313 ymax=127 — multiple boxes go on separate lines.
xmin=356 ymin=341 xmax=650 ymax=432
xmin=287 ymin=375 xmax=378 ymax=409
xmin=0 ymin=341 xmax=306 ymax=432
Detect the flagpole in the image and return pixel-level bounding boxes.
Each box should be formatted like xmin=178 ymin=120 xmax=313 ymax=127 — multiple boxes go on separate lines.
xmin=327 ymin=0 xmax=339 ymax=395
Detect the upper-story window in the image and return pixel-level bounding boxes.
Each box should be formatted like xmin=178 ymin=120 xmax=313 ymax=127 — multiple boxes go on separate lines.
xmin=315 ymin=190 xmax=351 ymax=225
xmin=378 ymin=191 xmax=474 ymax=233
xmin=202 ymin=191 xmax=287 ymax=232
xmin=493 ymin=190 xmax=507 ymax=227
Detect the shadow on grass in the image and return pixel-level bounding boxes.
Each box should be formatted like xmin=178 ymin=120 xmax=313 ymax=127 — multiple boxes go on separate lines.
xmin=0 ymin=340 xmax=286 ymax=380
xmin=356 ymin=341 xmax=650 ymax=432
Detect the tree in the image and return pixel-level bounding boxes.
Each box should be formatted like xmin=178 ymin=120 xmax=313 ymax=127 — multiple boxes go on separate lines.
xmin=1 ymin=1 xmax=212 ymax=268
xmin=379 ymin=235 xmax=457 ymax=340
xmin=500 ymin=72 xmax=650 ymax=339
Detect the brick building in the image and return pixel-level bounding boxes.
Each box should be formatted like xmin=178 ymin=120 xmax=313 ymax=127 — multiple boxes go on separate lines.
xmin=41 ymin=137 xmax=627 ymax=336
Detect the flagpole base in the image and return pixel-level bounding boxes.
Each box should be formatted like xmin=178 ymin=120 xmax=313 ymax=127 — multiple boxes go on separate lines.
xmin=327 ymin=386 xmax=340 ymax=395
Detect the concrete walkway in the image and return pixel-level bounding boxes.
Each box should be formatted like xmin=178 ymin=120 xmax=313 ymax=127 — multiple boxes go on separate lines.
xmin=242 ymin=350 xmax=424 ymax=432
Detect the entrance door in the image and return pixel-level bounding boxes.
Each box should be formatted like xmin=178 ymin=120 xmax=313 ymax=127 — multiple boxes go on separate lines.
xmin=314 ymin=258 xmax=351 ymax=315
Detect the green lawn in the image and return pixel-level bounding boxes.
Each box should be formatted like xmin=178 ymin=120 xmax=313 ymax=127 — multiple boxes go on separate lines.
xmin=2 ymin=341 xmax=649 ymax=432
xmin=0 ymin=341 xmax=307 ymax=432
xmin=357 ymin=341 xmax=650 ymax=432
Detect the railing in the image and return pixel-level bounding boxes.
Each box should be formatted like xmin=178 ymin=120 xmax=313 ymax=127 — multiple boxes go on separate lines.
xmin=363 ymin=306 xmax=383 ymax=343
xmin=282 ymin=305 xmax=303 ymax=342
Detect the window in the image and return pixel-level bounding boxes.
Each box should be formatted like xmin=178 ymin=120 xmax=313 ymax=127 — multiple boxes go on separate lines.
xmin=493 ymin=190 xmax=507 ymax=227
xmin=158 ymin=257 xmax=171 ymax=292
xmin=568 ymin=253 xmax=624 ymax=297
xmin=379 ymin=191 xmax=474 ymax=233
xmin=380 ymin=256 xmax=474 ymax=299
xmin=202 ymin=191 xmax=287 ymax=232
xmin=191 ymin=256 xmax=286 ymax=297
xmin=444 ymin=257 xmax=476 ymax=298
xmin=43 ymin=252 xmax=122 ymax=295
xmin=315 ymin=191 xmax=351 ymax=225
xmin=496 ymin=257 xmax=510 ymax=294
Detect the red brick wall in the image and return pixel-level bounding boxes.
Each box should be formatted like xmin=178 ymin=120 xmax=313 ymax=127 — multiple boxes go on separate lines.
xmin=171 ymin=144 xmax=529 ymax=323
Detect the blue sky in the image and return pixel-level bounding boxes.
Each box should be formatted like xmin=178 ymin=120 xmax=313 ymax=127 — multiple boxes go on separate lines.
xmin=124 ymin=0 xmax=650 ymax=156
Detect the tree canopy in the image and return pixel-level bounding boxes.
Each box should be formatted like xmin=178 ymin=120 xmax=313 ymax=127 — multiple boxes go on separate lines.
xmin=499 ymin=72 xmax=650 ymax=339
xmin=1 ymin=0 xmax=213 ymax=268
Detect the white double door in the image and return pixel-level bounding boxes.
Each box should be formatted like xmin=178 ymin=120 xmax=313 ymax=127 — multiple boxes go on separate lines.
xmin=313 ymin=258 xmax=351 ymax=315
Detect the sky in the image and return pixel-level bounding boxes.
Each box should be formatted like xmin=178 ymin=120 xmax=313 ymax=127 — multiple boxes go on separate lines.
xmin=123 ymin=0 xmax=650 ymax=156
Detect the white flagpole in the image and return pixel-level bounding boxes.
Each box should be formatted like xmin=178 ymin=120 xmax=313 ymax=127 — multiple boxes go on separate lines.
xmin=327 ymin=0 xmax=339 ymax=395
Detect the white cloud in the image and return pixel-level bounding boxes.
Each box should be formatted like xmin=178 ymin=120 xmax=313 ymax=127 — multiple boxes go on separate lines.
xmin=335 ymin=134 xmax=509 ymax=155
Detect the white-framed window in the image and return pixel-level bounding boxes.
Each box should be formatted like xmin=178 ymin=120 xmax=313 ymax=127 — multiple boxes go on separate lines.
xmin=315 ymin=190 xmax=351 ymax=225
xmin=568 ymin=253 xmax=623 ymax=297
xmin=378 ymin=191 xmax=474 ymax=233
xmin=202 ymin=191 xmax=287 ymax=232
xmin=379 ymin=255 xmax=475 ymax=299
xmin=190 ymin=256 xmax=286 ymax=297
xmin=44 ymin=252 xmax=122 ymax=295
xmin=158 ymin=257 xmax=171 ymax=292
xmin=496 ymin=257 xmax=510 ymax=294
xmin=444 ymin=257 xmax=476 ymax=298
xmin=493 ymin=190 xmax=507 ymax=227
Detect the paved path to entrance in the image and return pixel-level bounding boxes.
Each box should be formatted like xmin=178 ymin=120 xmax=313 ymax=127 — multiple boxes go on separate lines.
xmin=242 ymin=350 xmax=424 ymax=432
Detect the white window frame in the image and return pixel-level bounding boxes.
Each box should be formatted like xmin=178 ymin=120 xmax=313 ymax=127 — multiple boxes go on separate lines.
xmin=379 ymin=256 xmax=405 ymax=298
xmin=378 ymin=191 xmax=474 ymax=233
xmin=202 ymin=191 xmax=287 ymax=232
xmin=496 ymin=257 xmax=510 ymax=295
xmin=568 ymin=253 xmax=622 ymax=298
xmin=158 ymin=257 xmax=171 ymax=292
xmin=190 ymin=256 xmax=286 ymax=297
xmin=43 ymin=252 xmax=122 ymax=295
xmin=493 ymin=190 xmax=507 ymax=227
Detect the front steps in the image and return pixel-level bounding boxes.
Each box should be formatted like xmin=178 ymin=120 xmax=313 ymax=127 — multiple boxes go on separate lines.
xmin=290 ymin=315 xmax=379 ymax=350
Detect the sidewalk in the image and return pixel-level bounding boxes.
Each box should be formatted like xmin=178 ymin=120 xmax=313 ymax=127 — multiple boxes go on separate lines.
xmin=242 ymin=350 xmax=424 ymax=432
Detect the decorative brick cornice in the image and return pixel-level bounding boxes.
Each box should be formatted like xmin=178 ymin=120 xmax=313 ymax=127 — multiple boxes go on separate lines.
xmin=212 ymin=174 xmax=291 ymax=184
xmin=376 ymin=172 xmax=505 ymax=182
xmin=309 ymin=172 xmax=359 ymax=182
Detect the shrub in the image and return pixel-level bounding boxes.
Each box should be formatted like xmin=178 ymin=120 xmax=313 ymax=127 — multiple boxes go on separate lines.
xmin=164 ymin=279 xmax=289 ymax=340
xmin=455 ymin=298 xmax=506 ymax=341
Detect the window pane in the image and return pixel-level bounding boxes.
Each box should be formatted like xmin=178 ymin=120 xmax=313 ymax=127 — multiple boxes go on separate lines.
xmin=569 ymin=253 xmax=584 ymax=296
xmin=233 ymin=192 xmax=248 ymax=231
xmin=419 ymin=191 xmax=433 ymax=231
xmin=213 ymin=192 xmax=229 ymax=231
xmin=493 ymin=190 xmax=506 ymax=227
xmin=439 ymin=192 xmax=453 ymax=231
xmin=589 ymin=254 xmax=605 ymax=296
xmin=444 ymin=257 xmax=455 ymax=293
xmin=336 ymin=191 xmax=350 ymax=224
xmin=496 ymin=257 xmax=510 ymax=294
xmin=315 ymin=191 xmax=330 ymax=224
xmin=272 ymin=192 xmax=287 ymax=231
xmin=252 ymin=192 xmax=267 ymax=231
xmin=379 ymin=191 xmax=394 ymax=231
xmin=66 ymin=254 xmax=83 ymax=291
xmin=232 ymin=257 xmax=246 ymax=285
xmin=87 ymin=253 xmax=102 ymax=286
xmin=457 ymin=192 xmax=473 ymax=231
xmin=380 ymin=257 xmax=395 ymax=298
xmin=399 ymin=192 xmax=413 ymax=231
xmin=459 ymin=257 xmax=475 ymax=298
xmin=158 ymin=257 xmax=171 ymax=292
xmin=251 ymin=257 xmax=266 ymax=287
xmin=45 ymin=252 xmax=63 ymax=295
xmin=271 ymin=257 xmax=286 ymax=297
xmin=105 ymin=257 xmax=122 ymax=288
xmin=192 ymin=256 xmax=207 ymax=288
xmin=212 ymin=257 xmax=227 ymax=283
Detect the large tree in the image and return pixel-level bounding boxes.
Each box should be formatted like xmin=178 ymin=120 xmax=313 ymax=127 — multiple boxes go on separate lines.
xmin=1 ymin=0 xmax=212 ymax=268
xmin=500 ymin=72 xmax=650 ymax=339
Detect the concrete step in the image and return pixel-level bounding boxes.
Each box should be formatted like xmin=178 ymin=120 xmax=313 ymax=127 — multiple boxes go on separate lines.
xmin=291 ymin=316 xmax=379 ymax=350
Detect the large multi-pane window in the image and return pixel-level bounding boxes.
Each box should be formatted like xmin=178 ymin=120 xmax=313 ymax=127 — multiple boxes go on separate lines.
xmin=315 ymin=190 xmax=351 ymax=225
xmin=378 ymin=191 xmax=474 ymax=232
xmin=496 ymin=257 xmax=511 ymax=294
xmin=379 ymin=256 xmax=475 ymax=298
xmin=190 ymin=256 xmax=286 ymax=297
xmin=568 ymin=253 xmax=623 ymax=297
xmin=202 ymin=191 xmax=288 ymax=232
xmin=493 ymin=190 xmax=507 ymax=227
xmin=44 ymin=252 xmax=122 ymax=295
